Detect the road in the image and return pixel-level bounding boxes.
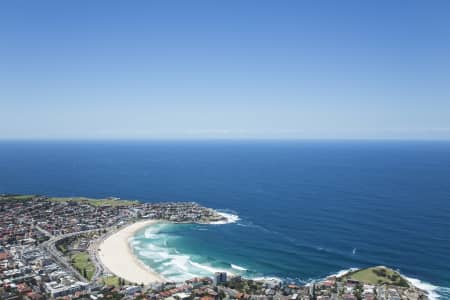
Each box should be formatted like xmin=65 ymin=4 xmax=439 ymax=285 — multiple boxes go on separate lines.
xmin=39 ymin=227 xmax=110 ymax=283
xmin=35 ymin=221 xmax=133 ymax=285
xmin=88 ymin=224 xmax=130 ymax=282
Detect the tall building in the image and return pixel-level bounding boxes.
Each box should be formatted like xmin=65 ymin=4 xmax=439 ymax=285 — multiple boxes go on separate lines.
xmin=213 ymin=272 xmax=227 ymax=285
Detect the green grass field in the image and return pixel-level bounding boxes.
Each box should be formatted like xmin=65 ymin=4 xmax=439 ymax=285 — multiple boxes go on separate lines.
xmin=0 ymin=194 xmax=36 ymax=201
xmin=49 ymin=196 xmax=139 ymax=207
xmin=0 ymin=194 xmax=139 ymax=206
xmin=102 ymin=275 xmax=121 ymax=287
xmin=71 ymin=252 xmax=95 ymax=280
xmin=56 ymin=243 xmax=68 ymax=255
xmin=343 ymin=266 xmax=409 ymax=287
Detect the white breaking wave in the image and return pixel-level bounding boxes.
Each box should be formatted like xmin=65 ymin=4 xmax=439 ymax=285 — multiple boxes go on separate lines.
xmin=134 ymin=233 xmax=237 ymax=281
xmin=129 ymin=239 xmax=140 ymax=246
xmin=297 ymin=268 xmax=357 ymax=286
xmin=403 ymin=275 xmax=442 ymax=300
xmin=135 ymin=222 xmax=450 ymax=299
xmin=168 ymin=254 xmax=190 ymax=272
xmin=143 ymin=224 xmax=165 ymax=239
xmin=136 ymin=232 xmax=450 ymax=299
xmin=231 ymin=264 xmax=247 ymax=271
xmin=333 ymin=268 xmax=359 ymax=278
xmin=189 ymin=261 xmax=234 ymax=275
xmin=209 ymin=212 xmax=240 ymax=224
xmin=144 ymin=233 xmax=158 ymax=239
xmin=252 ymin=276 xmax=283 ymax=283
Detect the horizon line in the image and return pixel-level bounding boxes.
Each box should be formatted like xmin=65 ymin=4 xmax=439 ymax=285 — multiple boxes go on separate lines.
xmin=1 ymin=137 xmax=450 ymax=142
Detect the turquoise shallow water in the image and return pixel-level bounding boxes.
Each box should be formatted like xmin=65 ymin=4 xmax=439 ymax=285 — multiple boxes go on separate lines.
xmin=0 ymin=141 xmax=449 ymax=298
xmin=131 ymin=219 xmax=450 ymax=299
xmin=132 ymin=219 xmax=255 ymax=283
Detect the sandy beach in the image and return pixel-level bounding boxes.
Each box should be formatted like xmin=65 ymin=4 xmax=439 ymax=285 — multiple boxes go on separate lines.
xmin=98 ymin=220 xmax=165 ymax=284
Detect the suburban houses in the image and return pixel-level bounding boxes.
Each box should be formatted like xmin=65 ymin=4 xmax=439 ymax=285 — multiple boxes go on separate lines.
xmin=0 ymin=194 xmax=429 ymax=300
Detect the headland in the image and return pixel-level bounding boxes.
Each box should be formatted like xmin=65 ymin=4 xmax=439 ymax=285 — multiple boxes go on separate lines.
xmin=0 ymin=194 xmax=434 ymax=300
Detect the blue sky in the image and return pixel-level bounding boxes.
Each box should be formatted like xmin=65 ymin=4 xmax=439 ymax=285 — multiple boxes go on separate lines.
xmin=1 ymin=1 xmax=449 ymax=139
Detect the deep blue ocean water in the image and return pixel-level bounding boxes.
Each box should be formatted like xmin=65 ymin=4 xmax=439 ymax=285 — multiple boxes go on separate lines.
xmin=0 ymin=141 xmax=449 ymax=297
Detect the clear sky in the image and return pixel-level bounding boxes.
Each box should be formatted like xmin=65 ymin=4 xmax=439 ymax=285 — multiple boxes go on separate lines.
xmin=1 ymin=1 xmax=449 ymax=140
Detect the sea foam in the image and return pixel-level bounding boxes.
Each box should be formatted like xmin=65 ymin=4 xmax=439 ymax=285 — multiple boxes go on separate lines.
xmin=134 ymin=218 xmax=450 ymax=299
xmin=209 ymin=211 xmax=240 ymax=224
xmin=231 ymin=264 xmax=247 ymax=271
xmin=333 ymin=268 xmax=358 ymax=278
xmin=403 ymin=275 xmax=444 ymax=300
xmin=252 ymin=276 xmax=283 ymax=283
xmin=133 ymin=223 xmax=239 ymax=281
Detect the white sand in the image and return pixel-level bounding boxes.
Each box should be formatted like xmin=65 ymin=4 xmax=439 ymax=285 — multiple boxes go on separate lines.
xmin=98 ymin=220 xmax=165 ymax=284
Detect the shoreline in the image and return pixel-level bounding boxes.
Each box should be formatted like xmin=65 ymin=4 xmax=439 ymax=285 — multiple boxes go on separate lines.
xmin=97 ymin=217 xmax=441 ymax=300
xmin=98 ymin=219 xmax=165 ymax=284
xmin=97 ymin=213 xmax=239 ymax=285
xmin=329 ymin=267 xmax=441 ymax=300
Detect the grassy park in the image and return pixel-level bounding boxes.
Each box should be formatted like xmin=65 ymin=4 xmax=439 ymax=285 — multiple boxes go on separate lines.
xmin=48 ymin=196 xmax=139 ymax=207
xmin=71 ymin=252 xmax=95 ymax=280
xmin=102 ymin=275 xmax=121 ymax=287
xmin=0 ymin=194 xmax=139 ymax=207
xmin=0 ymin=194 xmax=36 ymax=201
xmin=342 ymin=266 xmax=410 ymax=287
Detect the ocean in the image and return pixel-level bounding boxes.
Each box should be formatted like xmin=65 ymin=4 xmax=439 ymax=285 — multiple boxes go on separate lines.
xmin=0 ymin=140 xmax=449 ymax=298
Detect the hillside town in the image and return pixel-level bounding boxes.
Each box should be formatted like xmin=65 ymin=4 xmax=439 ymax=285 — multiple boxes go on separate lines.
xmin=0 ymin=194 xmax=429 ymax=300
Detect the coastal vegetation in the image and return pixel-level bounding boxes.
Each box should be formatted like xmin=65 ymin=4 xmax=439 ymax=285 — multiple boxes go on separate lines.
xmin=101 ymin=275 xmax=135 ymax=287
xmin=225 ymin=278 xmax=264 ymax=294
xmin=340 ymin=266 xmax=410 ymax=287
xmin=48 ymin=196 xmax=139 ymax=207
xmin=102 ymin=275 xmax=121 ymax=287
xmin=0 ymin=193 xmax=139 ymax=206
xmin=71 ymin=251 xmax=95 ymax=280
xmin=55 ymin=234 xmax=98 ymax=280
xmin=0 ymin=194 xmax=36 ymax=201
xmin=56 ymin=242 xmax=69 ymax=255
